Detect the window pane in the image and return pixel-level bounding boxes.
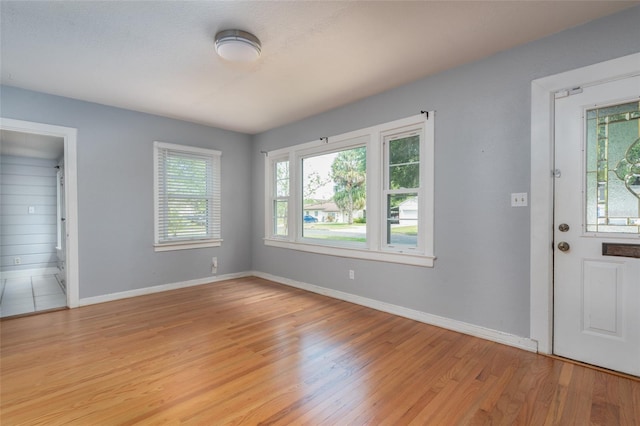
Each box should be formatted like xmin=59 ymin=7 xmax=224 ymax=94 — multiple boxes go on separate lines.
xmin=273 ymin=200 xmax=288 ymax=236
xmin=389 ymin=135 xmax=419 ymax=189
xmin=302 ymin=146 xmax=367 ymax=243
xmin=387 ymin=193 xmax=418 ymax=246
xmin=390 ymin=164 xmax=419 ymax=189
xmin=166 ymin=198 xmax=208 ymax=238
xmin=161 ymin=152 xmax=213 ymax=241
xmin=275 ymin=160 xmax=289 ymax=197
xmin=166 ymin=155 xmax=209 ymax=196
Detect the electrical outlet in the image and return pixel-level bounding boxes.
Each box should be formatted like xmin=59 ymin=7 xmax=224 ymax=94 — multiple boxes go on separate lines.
xmin=211 ymin=257 xmax=218 ymax=274
xmin=511 ymin=192 xmax=528 ymax=207
xmin=28 ymin=206 xmax=35 ymax=214
xmin=349 ymin=269 xmax=355 ymax=280
xmin=14 ymin=257 xmax=21 ymax=265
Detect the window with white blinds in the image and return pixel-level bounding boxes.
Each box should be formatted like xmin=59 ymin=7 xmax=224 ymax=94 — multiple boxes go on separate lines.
xmin=153 ymin=141 xmax=222 ymax=251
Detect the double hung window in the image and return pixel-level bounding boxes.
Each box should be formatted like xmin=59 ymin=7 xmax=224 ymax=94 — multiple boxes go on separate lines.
xmin=384 ymin=130 xmax=421 ymax=249
xmin=264 ymin=113 xmax=434 ymax=266
xmin=271 ymin=158 xmax=290 ymax=237
xmin=154 ymin=142 xmax=222 ymax=251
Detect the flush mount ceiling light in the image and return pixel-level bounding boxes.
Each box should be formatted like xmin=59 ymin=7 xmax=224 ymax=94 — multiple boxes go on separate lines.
xmin=214 ymin=29 xmax=261 ymax=62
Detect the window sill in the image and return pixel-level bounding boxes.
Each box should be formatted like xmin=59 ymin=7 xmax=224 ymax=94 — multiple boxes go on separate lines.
xmin=154 ymin=239 xmax=222 ymax=252
xmin=264 ymin=238 xmax=434 ymax=267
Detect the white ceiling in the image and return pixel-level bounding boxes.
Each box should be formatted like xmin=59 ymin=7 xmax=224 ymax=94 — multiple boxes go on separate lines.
xmin=1 ymin=1 xmax=637 ymax=134
xmin=0 ymin=129 xmax=64 ymax=160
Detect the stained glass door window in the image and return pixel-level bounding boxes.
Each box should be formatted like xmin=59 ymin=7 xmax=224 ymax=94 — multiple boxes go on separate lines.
xmin=585 ymin=101 xmax=640 ymax=233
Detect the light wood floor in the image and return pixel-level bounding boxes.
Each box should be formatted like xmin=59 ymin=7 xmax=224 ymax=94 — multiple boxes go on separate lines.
xmin=1 ymin=277 xmax=638 ymax=425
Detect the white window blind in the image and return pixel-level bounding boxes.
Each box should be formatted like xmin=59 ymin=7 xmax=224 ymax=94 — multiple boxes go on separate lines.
xmin=154 ymin=142 xmax=221 ymax=251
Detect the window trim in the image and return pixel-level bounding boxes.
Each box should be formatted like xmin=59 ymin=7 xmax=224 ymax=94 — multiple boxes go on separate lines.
xmin=264 ymin=113 xmax=435 ymax=267
xmin=153 ymin=141 xmax=222 ymax=252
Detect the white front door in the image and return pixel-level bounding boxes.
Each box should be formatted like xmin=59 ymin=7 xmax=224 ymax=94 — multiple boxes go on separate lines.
xmin=554 ymin=75 xmax=640 ymax=376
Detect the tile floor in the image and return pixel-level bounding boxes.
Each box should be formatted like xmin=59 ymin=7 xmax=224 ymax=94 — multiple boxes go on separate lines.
xmin=0 ymin=275 xmax=66 ymax=318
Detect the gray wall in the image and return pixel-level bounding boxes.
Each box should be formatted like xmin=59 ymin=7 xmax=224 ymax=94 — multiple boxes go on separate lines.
xmin=1 ymin=155 xmax=58 ymax=272
xmin=250 ymin=7 xmax=640 ymax=338
xmin=0 ymin=6 xmax=637 ymax=337
xmin=0 ymin=87 xmax=252 ymax=298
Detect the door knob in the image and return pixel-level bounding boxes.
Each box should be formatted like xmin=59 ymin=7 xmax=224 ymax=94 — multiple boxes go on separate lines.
xmin=557 ymin=241 xmax=570 ymax=252
xmin=558 ymin=223 xmax=569 ymax=232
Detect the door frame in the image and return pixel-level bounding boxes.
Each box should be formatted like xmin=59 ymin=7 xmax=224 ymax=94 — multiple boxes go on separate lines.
xmin=530 ymin=52 xmax=640 ymax=354
xmin=0 ymin=118 xmax=79 ymax=308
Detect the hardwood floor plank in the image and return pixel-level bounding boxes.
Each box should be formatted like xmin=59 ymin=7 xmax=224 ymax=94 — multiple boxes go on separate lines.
xmin=619 ymin=375 xmax=640 ymax=425
xmin=1 ymin=277 xmax=638 ymax=425
xmin=526 ymin=359 xmax=564 ymax=425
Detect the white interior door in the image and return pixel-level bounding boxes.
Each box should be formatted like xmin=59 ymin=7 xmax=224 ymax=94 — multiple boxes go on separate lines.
xmin=554 ymin=75 xmax=640 ymax=376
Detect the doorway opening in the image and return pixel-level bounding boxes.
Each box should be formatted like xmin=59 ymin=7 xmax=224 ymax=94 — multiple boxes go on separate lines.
xmin=0 ymin=118 xmax=78 ymax=318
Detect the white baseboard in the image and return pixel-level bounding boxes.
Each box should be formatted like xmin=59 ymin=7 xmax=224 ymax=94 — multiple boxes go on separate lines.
xmin=75 ymin=269 xmax=537 ymax=353
xmin=252 ymin=271 xmax=538 ymax=353
xmin=1 ymin=267 xmax=59 ymax=280
xmin=78 ymin=271 xmax=252 ymax=307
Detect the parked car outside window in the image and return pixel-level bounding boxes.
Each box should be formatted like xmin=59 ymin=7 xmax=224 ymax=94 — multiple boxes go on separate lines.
xmin=303 ymin=214 xmax=318 ymax=223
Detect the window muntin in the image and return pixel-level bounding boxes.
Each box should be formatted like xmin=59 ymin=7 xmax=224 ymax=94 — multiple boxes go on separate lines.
xmin=264 ymin=113 xmax=434 ymax=267
xmin=302 ymin=145 xmax=367 ymax=245
xmin=154 ymin=142 xmax=221 ymax=251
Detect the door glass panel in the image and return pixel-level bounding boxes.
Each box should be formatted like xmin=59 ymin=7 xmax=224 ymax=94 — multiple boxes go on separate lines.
xmin=585 ymin=101 xmax=640 ymax=233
